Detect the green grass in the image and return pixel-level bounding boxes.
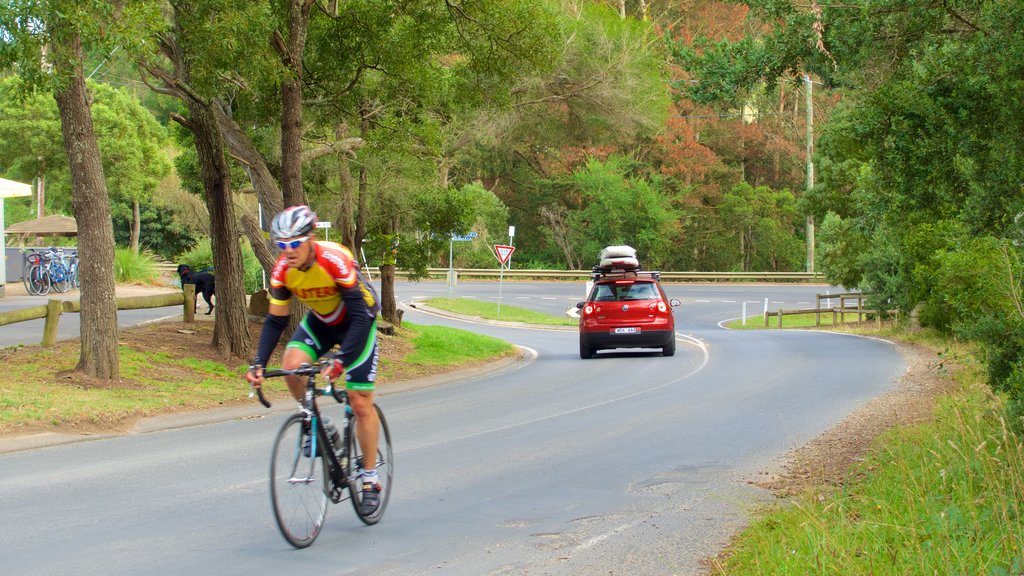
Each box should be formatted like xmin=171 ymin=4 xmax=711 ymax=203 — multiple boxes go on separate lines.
xmin=401 ymin=321 xmax=516 ymax=365
xmin=423 ymin=297 xmax=578 ymax=326
xmin=0 ymin=322 xmax=514 ymax=431
xmin=713 ymin=336 xmax=1024 ymax=575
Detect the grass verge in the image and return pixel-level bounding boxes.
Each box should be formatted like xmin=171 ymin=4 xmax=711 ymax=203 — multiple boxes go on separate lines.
xmin=711 ymin=331 xmax=1024 ymax=574
xmin=0 ymin=320 xmax=515 ymax=434
xmin=423 ymin=297 xmax=577 ymax=326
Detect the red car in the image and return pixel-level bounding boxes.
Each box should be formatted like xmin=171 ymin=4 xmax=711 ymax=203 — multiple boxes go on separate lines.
xmin=577 ymin=270 xmax=680 ymax=359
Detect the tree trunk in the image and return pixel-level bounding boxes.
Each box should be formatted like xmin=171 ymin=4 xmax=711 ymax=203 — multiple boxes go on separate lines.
xmin=213 ymin=101 xmax=283 ymax=219
xmin=131 ymin=199 xmax=141 ymax=254
xmin=185 ymin=99 xmax=251 ymax=358
xmin=53 ymin=31 xmax=119 ymax=379
xmin=380 ymin=263 xmax=399 ymax=325
xmin=336 ymin=122 xmax=356 ymax=250
xmin=354 ymin=106 xmax=371 ymax=258
xmin=278 ymin=0 xmax=312 ymax=208
xmin=241 ymin=212 xmax=276 ymax=274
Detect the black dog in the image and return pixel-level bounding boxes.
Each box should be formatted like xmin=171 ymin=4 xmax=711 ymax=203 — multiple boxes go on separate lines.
xmin=176 ymin=264 xmax=216 ymax=315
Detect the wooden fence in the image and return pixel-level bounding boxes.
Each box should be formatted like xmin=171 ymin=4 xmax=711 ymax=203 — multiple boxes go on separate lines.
xmin=765 ymin=292 xmax=898 ymax=328
xmin=0 ymin=286 xmax=196 ymax=346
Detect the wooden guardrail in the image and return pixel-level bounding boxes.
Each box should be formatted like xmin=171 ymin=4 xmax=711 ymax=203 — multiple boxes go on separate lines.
xmin=0 ymin=286 xmax=194 ymax=346
xmin=395 ymin=268 xmax=826 ymax=282
xmin=765 ymin=292 xmax=898 ymax=328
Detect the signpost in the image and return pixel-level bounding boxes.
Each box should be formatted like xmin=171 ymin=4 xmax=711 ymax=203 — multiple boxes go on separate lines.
xmin=494 ymin=244 xmax=516 ymax=319
xmin=315 ymin=220 xmax=331 ymax=242
xmin=448 ymin=232 xmax=477 ymax=298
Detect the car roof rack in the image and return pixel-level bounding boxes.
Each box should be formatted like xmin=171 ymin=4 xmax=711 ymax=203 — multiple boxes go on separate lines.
xmin=591 ymin=266 xmax=661 ymax=282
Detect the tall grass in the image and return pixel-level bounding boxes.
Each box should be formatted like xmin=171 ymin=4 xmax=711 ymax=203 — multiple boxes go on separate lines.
xmin=113 ymin=247 xmax=158 ymax=283
xmin=715 ymin=370 xmax=1024 ymax=574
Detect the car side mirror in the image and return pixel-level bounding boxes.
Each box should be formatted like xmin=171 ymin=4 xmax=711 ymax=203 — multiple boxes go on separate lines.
xmin=670 ymin=299 xmax=681 ymax=307
xmin=576 ymin=301 xmax=585 ymax=309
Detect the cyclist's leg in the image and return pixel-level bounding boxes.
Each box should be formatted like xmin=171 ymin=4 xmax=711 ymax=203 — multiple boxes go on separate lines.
xmin=339 ymin=319 xmax=380 ymax=474
xmin=281 ymin=313 xmax=336 ymax=402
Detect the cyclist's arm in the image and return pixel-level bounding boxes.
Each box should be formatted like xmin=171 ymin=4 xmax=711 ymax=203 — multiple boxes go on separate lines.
xmin=335 ymin=282 xmax=374 ymax=364
xmin=253 ymin=258 xmax=295 ymax=369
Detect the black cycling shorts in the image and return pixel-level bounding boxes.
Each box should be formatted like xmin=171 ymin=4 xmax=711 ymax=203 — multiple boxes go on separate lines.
xmin=285 ymin=312 xmax=379 ymax=391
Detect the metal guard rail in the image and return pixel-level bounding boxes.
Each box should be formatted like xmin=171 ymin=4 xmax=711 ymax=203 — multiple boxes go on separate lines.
xmin=395 ymin=268 xmax=826 ymax=282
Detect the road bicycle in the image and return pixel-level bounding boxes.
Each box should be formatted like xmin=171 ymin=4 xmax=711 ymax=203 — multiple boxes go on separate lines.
xmin=251 ymin=360 xmax=393 ymax=548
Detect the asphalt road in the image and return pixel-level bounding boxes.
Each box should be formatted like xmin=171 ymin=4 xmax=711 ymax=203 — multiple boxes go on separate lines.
xmin=0 ymin=281 xmax=903 ymax=575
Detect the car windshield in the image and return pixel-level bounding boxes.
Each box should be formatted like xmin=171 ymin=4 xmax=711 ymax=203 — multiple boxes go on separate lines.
xmin=592 ymin=282 xmax=658 ymax=301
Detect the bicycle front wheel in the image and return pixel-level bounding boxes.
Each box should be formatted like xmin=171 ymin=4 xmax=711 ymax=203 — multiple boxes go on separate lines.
xmin=270 ymin=413 xmax=329 ymax=548
xmin=26 ymin=265 xmax=50 ymax=296
xmin=348 ymin=403 xmax=393 ymax=525
xmin=51 ymin=265 xmax=70 ymax=293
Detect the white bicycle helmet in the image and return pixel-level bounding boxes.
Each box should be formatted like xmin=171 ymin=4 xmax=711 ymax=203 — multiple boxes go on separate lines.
xmin=271 ymin=205 xmax=317 ymax=239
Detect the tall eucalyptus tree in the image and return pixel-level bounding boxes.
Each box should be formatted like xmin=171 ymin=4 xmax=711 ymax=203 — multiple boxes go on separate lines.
xmin=0 ymin=0 xmax=164 ymax=379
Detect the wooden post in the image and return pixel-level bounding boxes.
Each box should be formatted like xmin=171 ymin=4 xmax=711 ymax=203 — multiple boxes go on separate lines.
xmin=778 ymin=309 xmax=783 ymax=328
xmin=41 ymin=299 xmax=62 ymax=347
xmin=184 ymin=284 xmax=196 ymax=323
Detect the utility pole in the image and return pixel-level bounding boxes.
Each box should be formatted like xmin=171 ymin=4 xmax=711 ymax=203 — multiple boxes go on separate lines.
xmin=805 ymin=74 xmax=815 ymax=273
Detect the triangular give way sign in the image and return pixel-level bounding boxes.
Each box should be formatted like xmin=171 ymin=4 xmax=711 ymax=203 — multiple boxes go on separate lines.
xmin=494 ymin=244 xmax=515 ymax=265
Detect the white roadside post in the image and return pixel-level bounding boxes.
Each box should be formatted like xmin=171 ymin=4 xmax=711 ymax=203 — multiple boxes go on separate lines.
xmin=508 ymin=225 xmax=515 ymax=268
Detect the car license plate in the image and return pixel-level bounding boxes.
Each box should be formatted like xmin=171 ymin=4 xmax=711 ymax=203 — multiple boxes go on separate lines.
xmin=613 ymin=327 xmax=639 ymax=334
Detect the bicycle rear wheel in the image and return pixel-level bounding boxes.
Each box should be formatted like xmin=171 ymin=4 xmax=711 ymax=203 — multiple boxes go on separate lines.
xmin=270 ymin=413 xmax=329 ymax=548
xmin=348 ymin=404 xmax=393 ymax=525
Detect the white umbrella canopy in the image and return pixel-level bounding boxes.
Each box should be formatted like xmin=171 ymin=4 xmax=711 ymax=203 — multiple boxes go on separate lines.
xmin=0 ymin=178 xmax=33 ymax=292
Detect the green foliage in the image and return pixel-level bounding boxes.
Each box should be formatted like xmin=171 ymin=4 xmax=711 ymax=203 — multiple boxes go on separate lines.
xmin=719 ymin=182 xmax=804 ymax=271
xmin=112 ymin=204 xmax=196 ymax=259
xmin=177 ymin=237 xmax=263 ymax=294
xmin=113 ymin=247 xmax=157 ymax=284
xmin=89 ymin=82 xmax=171 ymax=205
xmin=567 ymin=156 xmax=679 ymax=269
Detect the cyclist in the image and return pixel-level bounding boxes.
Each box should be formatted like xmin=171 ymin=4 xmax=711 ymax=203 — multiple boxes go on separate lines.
xmin=246 ymin=205 xmax=384 ymax=515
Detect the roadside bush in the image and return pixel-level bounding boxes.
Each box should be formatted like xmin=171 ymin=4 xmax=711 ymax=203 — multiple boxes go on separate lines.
xmin=114 ymin=247 xmax=157 ymax=283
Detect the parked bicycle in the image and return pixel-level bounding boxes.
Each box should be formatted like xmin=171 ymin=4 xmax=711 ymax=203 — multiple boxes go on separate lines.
xmin=22 ymin=250 xmax=50 ymax=296
xmin=43 ymin=248 xmax=73 ymax=293
xmin=251 ymin=360 xmax=393 ymax=548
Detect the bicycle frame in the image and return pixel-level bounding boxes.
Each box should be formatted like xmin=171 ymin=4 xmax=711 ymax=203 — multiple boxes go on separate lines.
xmin=255 ymin=363 xmax=357 ymax=501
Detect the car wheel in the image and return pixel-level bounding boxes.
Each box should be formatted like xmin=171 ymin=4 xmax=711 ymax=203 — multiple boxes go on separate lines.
xmin=662 ymin=337 xmax=676 ymax=357
xmin=580 ymin=341 xmax=595 ymax=359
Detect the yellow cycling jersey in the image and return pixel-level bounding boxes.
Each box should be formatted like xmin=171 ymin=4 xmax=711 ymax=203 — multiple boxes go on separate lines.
xmin=268 ymin=241 xmax=378 ymax=325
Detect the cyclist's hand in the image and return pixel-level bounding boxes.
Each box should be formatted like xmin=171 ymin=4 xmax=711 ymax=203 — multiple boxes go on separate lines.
xmin=246 ymin=364 xmax=264 ymax=387
xmin=321 ymin=359 xmax=344 ymax=382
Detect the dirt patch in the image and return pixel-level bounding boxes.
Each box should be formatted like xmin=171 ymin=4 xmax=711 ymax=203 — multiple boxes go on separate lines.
xmin=749 ymin=339 xmax=957 ymax=495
